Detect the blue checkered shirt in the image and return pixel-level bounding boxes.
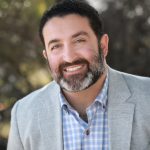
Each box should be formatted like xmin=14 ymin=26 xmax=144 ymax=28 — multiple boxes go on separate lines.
xmin=59 ymin=76 xmax=109 ymax=150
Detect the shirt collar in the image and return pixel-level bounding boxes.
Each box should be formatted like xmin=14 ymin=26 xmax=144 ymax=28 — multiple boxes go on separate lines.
xmin=59 ymin=74 xmax=109 ymax=111
xmin=95 ymin=74 xmax=108 ymax=109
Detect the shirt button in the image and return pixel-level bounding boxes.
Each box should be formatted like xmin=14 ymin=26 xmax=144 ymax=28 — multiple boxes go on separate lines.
xmin=85 ymin=129 xmax=90 ymax=136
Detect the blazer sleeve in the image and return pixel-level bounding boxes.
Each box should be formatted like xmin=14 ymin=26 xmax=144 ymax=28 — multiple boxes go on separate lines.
xmin=7 ymin=102 xmax=24 ymax=150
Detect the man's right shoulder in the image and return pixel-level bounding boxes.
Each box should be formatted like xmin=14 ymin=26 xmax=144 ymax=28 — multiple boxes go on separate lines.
xmin=12 ymin=81 xmax=60 ymax=115
xmin=9 ymin=81 xmax=61 ymax=140
xmin=20 ymin=81 xmax=59 ymax=101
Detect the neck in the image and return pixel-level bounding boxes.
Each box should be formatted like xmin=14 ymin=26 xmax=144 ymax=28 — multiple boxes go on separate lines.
xmin=62 ymin=69 xmax=107 ymax=116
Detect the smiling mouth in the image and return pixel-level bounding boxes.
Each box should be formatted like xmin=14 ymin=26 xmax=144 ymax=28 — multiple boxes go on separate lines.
xmin=64 ymin=65 xmax=83 ymax=72
xmin=60 ymin=59 xmax=88 ymax=75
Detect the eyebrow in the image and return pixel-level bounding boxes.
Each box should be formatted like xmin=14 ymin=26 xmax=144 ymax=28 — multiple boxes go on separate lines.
xmin=72 ymin=31 xmax=89 ymax=38
xmin=47 ymin=31 xmax=89 ymax=48
xmin=48 ymin=39 xmax=60 ymax=48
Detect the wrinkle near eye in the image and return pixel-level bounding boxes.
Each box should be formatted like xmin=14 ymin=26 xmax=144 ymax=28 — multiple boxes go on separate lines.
xmin=76 ymin=38 xmax=86 ymax=43
xmin=73 ymin=36 xmax=87 ymax=44
xmin=49 ymin=43 xmax=62 ymax=51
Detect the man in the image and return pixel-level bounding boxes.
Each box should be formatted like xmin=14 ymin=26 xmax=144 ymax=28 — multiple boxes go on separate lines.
xmin=7 ymin=0 xmax=150 ymax=150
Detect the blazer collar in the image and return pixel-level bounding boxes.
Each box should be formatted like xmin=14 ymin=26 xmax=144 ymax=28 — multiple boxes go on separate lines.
xmin=108 ymin=68 xmax=135 ymax=150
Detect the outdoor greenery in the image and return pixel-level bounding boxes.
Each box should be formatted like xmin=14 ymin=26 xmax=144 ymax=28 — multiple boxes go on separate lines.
xmin=0 ymin=0 xmax=53 ymax=148
xmin=0 ymin=0 xmax=150 ymax=149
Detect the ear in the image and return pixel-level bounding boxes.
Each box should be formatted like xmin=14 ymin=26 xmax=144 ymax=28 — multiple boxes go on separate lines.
xmin=42 ymin=50 xmax=48 ymax=59
xmin=100 ymin=34 xmax=109 ymax=57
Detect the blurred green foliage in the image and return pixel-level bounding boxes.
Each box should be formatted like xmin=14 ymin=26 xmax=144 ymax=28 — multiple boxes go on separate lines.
xmin=0 ymin=0 xmax=150 ymax=148
xmin=0 ymin=0 xmax=54 ymax=146
xmin=0 ymin=0 xmax=53 ymax=104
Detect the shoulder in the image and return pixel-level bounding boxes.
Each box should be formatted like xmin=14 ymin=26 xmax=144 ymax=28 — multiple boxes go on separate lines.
xmin=109 ymin=67 xmax=150 ymax=106
xmin=11 ymin=81 xmax=60 ymax=119
xmin=109 ymin=67 xmax=150 ymax=114
xmin=9 ymin=81 xmax=61 ymax=143
xmin=18 ymin=81 xmax=59 ymax=105
xmin=120 ymin=70 xmax=150 ymax=92
xmin=109 ymin=67 xmax=150 ymax=92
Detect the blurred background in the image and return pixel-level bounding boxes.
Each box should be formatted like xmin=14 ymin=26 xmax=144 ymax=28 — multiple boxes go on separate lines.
xmin=0 ymin=0 xmax=150 ymax=149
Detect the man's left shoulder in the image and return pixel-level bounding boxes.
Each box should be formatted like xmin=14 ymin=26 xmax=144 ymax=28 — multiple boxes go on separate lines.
xmin=119 ymin=71 xmax=150 ymax=104
xmin=109 ymin=67 xmax=150 ymax=94
xmin=109 ymin=67 xmax=150 ymax=88
xmin=118 ymin=71 xmax=150 ymax=110
xmin=122 ymin=71 xmax=150 ymax=89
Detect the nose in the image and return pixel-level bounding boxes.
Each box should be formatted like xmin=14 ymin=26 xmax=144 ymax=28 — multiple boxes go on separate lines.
xmin=62 ymin=44 xmax=77 ymax=63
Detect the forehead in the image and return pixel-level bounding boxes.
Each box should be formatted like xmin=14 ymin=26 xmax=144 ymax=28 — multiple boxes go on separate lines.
xmin=42 ymin=14 xmax=94 ymax=40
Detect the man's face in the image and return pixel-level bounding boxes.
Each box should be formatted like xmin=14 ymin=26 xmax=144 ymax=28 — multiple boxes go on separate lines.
xmin=43 ymin=14 xmax=108 ymax=92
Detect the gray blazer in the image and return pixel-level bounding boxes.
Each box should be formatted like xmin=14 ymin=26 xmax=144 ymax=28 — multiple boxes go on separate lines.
xmin=7 ymin=68 xmax=150 ymax=150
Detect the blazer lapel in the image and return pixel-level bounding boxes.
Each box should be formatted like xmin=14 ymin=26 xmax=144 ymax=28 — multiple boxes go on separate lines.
xmin=38 ymin=82 xmax=63 ymax=150
xmin=108 ymin=68 xmax=135 ymax=150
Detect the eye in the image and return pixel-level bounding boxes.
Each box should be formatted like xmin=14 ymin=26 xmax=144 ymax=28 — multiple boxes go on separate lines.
xmin=50 ymin=44 xmax=62 ymax=51
xmin=75 ymin=38 xmax=86 ymax=43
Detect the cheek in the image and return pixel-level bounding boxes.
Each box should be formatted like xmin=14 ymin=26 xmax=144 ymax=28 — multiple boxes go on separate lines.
xmin=80 ymin=42 xmax=99 ymax=56
xmin=79 ymin=48 xmax=99 ymax=61
xmin=47 ymin=56 xmax=60 ymax=71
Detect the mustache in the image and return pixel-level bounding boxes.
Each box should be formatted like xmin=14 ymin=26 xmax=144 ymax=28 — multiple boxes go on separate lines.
xmin=59 ymin=59 xmax=88 ymax=70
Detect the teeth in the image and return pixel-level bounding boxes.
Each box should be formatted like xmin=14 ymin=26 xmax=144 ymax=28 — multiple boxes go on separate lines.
xmin=66 ymin=65 xmax=82 ymax=72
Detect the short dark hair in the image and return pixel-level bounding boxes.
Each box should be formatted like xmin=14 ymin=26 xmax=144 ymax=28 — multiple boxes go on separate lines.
xmin=39 ymin=0 xmax=104 ymax=45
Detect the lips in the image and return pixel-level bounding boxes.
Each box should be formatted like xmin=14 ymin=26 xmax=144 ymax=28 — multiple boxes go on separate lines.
xmin=62 ymin=63 xmax=87 ymax=78
xmin=59 ymin=59 xmax=88 ymax=76
xmin=64 ymin=65 xmax=83 ymax=72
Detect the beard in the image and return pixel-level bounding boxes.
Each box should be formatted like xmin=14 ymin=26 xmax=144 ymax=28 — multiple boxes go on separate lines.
xmin=49 ymin=46 xmax=105 ymax=92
